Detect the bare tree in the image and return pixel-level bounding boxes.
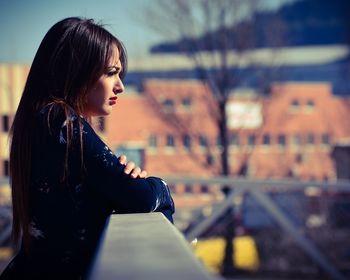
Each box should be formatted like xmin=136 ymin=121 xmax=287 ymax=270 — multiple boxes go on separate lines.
xmin=142 ymin=0 xmax=286 ymax=177
xmin=139 ymin=3 xmax=287 ymax=275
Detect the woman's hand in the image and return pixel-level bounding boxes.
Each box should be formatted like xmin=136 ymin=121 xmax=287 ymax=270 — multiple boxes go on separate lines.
xmin=118 ymin=155 xmax=147 ymax=178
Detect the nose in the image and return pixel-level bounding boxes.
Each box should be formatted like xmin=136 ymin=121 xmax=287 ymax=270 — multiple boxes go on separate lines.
xmin=113 ymin=79 xmax=124 ymax=95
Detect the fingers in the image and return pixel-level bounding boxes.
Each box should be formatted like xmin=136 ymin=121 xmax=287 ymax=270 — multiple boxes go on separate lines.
xmin=130 ymin=167 xmax=141 ymax=178
xmin=119 ymin=154 xmax=147 ymax=178
xmin=123 ymin=161 xmax=147 ymax=178
xmin=118 ymin=155 xmax=127 ymax=165
xmin=123 ymin=161 xmax=136 ymax=175
xmin=139 ymin=170 xmax=148 ymax=178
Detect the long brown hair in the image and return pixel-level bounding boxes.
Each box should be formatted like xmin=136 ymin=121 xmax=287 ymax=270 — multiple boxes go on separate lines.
xmin=9 ymin=17 xmax=127 ymax=251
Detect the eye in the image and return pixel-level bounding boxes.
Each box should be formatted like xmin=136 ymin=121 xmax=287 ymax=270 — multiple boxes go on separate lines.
xmin=107 ymin=70 xmax=118 ymax=77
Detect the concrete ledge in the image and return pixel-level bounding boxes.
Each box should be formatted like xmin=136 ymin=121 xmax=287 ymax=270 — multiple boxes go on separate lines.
xmin=87 ymin=212 xmax=217 ymax=280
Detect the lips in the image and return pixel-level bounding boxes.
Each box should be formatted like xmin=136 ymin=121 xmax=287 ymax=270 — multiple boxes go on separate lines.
xmin=109 ymin=96 xmax=117 ymax=105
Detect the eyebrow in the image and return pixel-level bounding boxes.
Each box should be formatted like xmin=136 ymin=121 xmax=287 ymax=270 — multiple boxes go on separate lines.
xmin=107 ymin=65 xmax=122 ymax=73
xmin=108 ymin=65 xmax=121 ymax=71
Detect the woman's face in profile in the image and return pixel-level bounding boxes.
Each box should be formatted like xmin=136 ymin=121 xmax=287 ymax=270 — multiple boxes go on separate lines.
xmin=83 ymin=46 xmax=124 ymax=117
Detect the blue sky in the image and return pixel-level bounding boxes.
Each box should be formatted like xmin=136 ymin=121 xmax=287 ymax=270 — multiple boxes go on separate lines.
xmin=0 ymin=0 xmax=296 ymax=64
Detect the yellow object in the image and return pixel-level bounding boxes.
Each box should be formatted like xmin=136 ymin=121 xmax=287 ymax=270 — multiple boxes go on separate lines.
xmin=0 ymin=247 xmax=13 ymax=260
xmin=0 ymin=184 xmax=11 ymax=205
xmin=194 ymin=236 xmax=259 ymax=273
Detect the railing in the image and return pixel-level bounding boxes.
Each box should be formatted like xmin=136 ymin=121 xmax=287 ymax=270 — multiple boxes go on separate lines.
xmin=0 ymin=180 xmax=11 ymax=247
xmin=86 ymin=212 xmax=218 ymax=280
xmin=1 ymin=176 xmax=350 ymax=279
xmin=162 ymin=176 xmax=350 ymax=280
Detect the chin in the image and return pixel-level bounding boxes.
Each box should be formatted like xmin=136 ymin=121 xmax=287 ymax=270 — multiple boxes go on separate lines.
xmin=104 ymin=110 xmax=112 ymax=116
xmin=98 ymin=108 xmax=111 ymax=116
xmin=91 ymin=111 xmax=110 ymax=118
xmin=102 ymin=110 xmax=112 ymax=116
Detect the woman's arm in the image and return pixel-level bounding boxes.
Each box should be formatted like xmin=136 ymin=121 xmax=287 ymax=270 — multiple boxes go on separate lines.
xmin=63 ymin=116 xmax=175 ymax=222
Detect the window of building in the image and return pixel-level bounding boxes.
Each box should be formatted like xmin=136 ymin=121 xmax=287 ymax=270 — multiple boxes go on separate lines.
xmin=201 ymin=185 xmax=209 ymax=193
xmin=307 ymin=133 xmax=315 ymax=145
xmin=3 ymin=160 xmax=9 ymax=177
xmin=248 ymin=134 xmax=256 ymax=146
xmin=230 ymin=133 xmax=239 ymax=146
xmin=295 ymin=153 xmax=304 ymax=163
xmin=162 ymin=99 xmax=175 ymax=112
xmin=291 ymin=134 xmax=301 ymax=146
xmin=181 ymin=98 xmax=192 ymax=110
xmin=206 ymin=154 xmax=215 ymax=166
xmin=278 ymin=134 xmax=286 ymax=146
xmin=183 ymin=135 xmax=191 ymax=150
xmin=262 ymin=134 xmax=270 ymax=145
xmin=115 ymin=147 xmax=144 ymax=168
xmin=290 ymin=99 xmax=300 ymax=111
xmin=306 ymin=99 xmax=315 ymax=110
xmin=166 ymin=134 xmax=175 ymax=147
xmin=199 ymin=135 xmax=208 ymax=148
xmin=148 ymin=134 xmax=157 ymax=148
xmin=185 ymin=184 xmax=192 ymax=193
xmin=2 ymin=115 xmax=9 ymax=132
xmin=321 ymin=133 xmax=330 ymax=145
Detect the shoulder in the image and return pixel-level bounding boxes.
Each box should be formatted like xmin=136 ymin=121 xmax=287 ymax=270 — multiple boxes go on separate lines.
xmin=36 ymin=102 xmax=81 ymax=135
xmin=38 ymin=102 xmax=77 ymax=121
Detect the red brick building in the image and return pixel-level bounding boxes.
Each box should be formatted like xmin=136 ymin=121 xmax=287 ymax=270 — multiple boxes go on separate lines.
xmin=228 ymin=83 xmax=350 ymax=181
xmin=106 ymin=80 xmax=219 ymax=177
xmin=1 ymin=63 xmax=350 ymax=183
xmin=105 ymin=80 xmax=350 ymax=182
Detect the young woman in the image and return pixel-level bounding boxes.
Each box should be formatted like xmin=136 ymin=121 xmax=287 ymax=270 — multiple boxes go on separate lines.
xmin=0 ymin=17 xmax=174 ymax=279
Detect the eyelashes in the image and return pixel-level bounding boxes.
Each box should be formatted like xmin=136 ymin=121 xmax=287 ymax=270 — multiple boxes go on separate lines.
xmin=106 ymin=66 xmax=122 ymax=77
xmin=107 ymin=70 xmax=118 ymax=77
xmin=105 ymin=63 xmax=124 ymax=80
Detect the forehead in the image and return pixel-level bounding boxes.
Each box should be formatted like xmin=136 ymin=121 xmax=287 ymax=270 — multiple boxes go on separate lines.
xmin=108 ymin=45 xmax=121 ymax=67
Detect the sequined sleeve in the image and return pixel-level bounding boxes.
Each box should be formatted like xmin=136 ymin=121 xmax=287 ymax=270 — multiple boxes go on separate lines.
xmin=60 ymin=115 xmax=175 ymax=222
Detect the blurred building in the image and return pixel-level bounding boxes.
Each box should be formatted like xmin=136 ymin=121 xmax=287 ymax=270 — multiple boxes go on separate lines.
xmin=106 ymin=80 xmax=350 ymax=183
xmin=229 ymin=83 xmax=350 ymax=181
xmin=0 ymin=64 xmax=30 ymax=178
xmin=1 ymin=63 xmax=350 ymax=183
xmin=106 ymin=80 xmax=219 ymax=177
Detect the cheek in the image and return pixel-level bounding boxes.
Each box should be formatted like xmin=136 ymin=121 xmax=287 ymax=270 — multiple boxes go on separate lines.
xmin=87 ymin=85 xmax=105 ymax=103
xmin=85 ymin=94 xmax=95 ymax=108
xmin=84 ymin=79 xmax=111 ymax=107
xmin=85 ymin=91 xmax=99 ymax=111
xmin=95 ymin=80 xmax=110 ymax=97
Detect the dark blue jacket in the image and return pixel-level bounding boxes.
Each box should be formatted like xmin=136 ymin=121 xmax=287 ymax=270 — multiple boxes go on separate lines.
xmin=1 ymin=104 xmax=175 ymax=279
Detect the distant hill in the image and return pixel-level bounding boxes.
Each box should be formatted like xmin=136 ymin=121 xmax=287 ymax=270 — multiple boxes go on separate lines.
xmin=150 ymin=0 xmax=350 ymax=53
